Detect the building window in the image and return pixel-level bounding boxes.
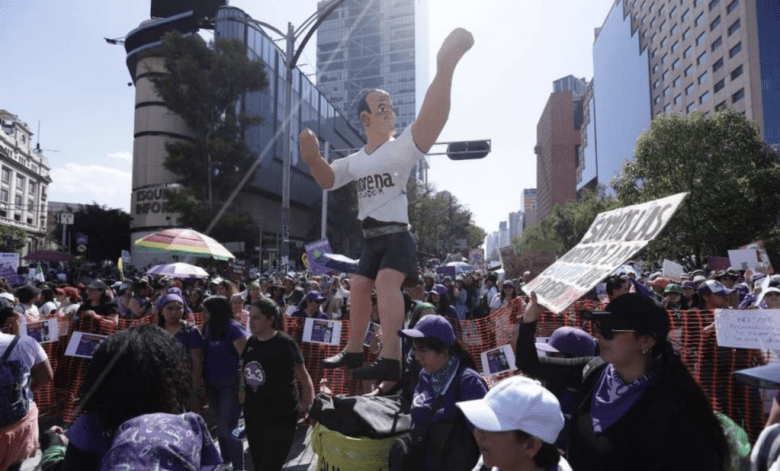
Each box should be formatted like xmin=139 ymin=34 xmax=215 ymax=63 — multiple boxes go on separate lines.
xmin=664 ymin=86 xmax=671 ymax=96
xmin=1 ymin=168 xmax=9 ymax=184
xmin=661 ymin=37 xmax=668 ymax=48
xmin=16 ymin=175 xmax=24 ymax=190
xmin=0 ymin=190 xmax=7 ymax=202
xmin=655 ymin=95 xmax=662 ymax=104
xmin=714 ymin=78 xmax=725 ymax=93
xmin=651 ymin=32 xmax=657 ymax=43
xmin=673 ymin=58 xmax=681 ymax=70
xmin=683 ymin=27 xmax=692 ymax=39
xmin=694 ymin=0 xmax=702 ymax=6
xmin=684 ymin=46 xmax=693 ymax=58
xmin=728 ymin=19 xmax=740 ymax=35
xmin=709 ymin=0 xmax=720 ymax=10
xmin=652 ymin=49 xmax=658 ymax=58
xmin=660 ymin=5 xmax=666 ymax=16
xmin=28 ymin=181 xmax=35 ymax=195
xmin=682 ymin=9 xmax=691 ymax=22
xmin=695 ymin=13 xmax=705 ymax=27
xmin=650 ymin=17 xmax=656 ymax=28
xmin=713 ymin=57 xmax=724 ymax=71
xmin=14 ymin=194 xmax=22 ymax=207
xmin=731 ymin=64 xmax=743 ymax=80
xmin=664 ymin=103 xmax=672 ymax=112
xmin=674 ymin=75 xmax=682 ymax=87
xmin=663 ymin=69 xmax=670 ymax=81
xmin=662 ymin=53 xmax=669 ymax=64
xmin=715 ymin=100 xmax=727 ymax=111
xmin=675 ymin=94 xmax=683 ymax=105
xmin=672 ymin=41 xmax=680 ymax=53
xmin=700 ymin=91 xmax=711 ymax=103
xmin=670 ymin=6 xmax=678 ymax=17
xmin=660 ymin=20 xmax=667 ymax=31
xmin=671 ymin=23 xmax=679 ymax=35
xmin=654 ymin=79 xmax=661 ymax=89
xmin=699 ymin=71 xmax=709 ymax=84
xmin=710 ymin=15 xmax=721 ymax=30
xmin=687 ymin=102 xmax=698 ymax=113
xmin=727 ymin=0 xmax=739 ymax=14
xmin=686 ymin=83 xmax=695 ymax=95
xmin=697 ymin=51 xmax=708 ymax=65
xmin=653 ymin=64 xmax=660 ymax=73
xmin=732 ymin=88 xmax=745 ymax=102
xmin=685 ymin=64 xmax=694 ymax=77
xmin=711 ymin=36 xmax=723 ymax=51
xmin=729 ymin=42 xmax=742 ymax=58
xmin=696 ymin=31 xmax=707 ymax=46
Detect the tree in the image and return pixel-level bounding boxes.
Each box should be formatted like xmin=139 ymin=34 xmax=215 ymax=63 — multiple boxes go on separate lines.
xmin=150 ymin=31 xmax=269 ymax=242
xmin=514 ymin=187 xmax=619 ymax=255
xmin=0 ymin=224 xmax=27 ymax=253
xmin=53 ymin=203 xmax=132 ymax=263
xmin=611 ymin=110 xmax=780 ymax=265
xmin=407 ymin=180 xmax=486 ymax=260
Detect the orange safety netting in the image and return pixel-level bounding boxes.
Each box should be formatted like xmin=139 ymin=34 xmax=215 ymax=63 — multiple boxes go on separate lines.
xmin=23 ymin=297 xmax=768 ymax=441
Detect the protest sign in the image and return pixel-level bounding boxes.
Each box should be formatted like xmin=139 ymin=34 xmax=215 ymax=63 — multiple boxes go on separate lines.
xmin=522 ymin=193 xmax=687 ymax=313
xmin=227 ymin=259 xmax=249 ymax=282
xmin=708 ymin=256 xmax=731 ymax=272
xmin=520 ymin=249 xmax=556 ymax=278
xmin=0 ymin=253 xmax=19 ymax=274
xmin=662 ymin=259 xmax=683 ymax=282
xmin=303 ymin=318 xmax=342 ymax=346
xmin=728 ymin=249 xmax=759 ymax=271
xmin=480 ymin=345 xmax=516 ymax=376
xmin=741 ymin=240 xmax=774 ymax=274
xmin=305 ymin=239 xmax=334 ymax=276
xmin=65 ymin=332 xmax=108 ymax=359
xmin=469 ymin=248 xmax=484 ymax=267
xmin=498 ymin=246 xmax=524 ymax=280
xmin=363 ymin=322 xmax=381 ymax=348
xmin=22 ymin=319 xmax=58 ymax=344
xmin=715 ymin=309 xmax=780 ymax=350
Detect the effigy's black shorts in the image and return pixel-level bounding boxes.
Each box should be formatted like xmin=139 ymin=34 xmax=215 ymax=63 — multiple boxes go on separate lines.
xmin=356 ymin=231 xmax=418 ymax=284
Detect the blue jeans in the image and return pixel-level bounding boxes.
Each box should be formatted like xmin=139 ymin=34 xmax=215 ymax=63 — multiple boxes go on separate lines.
xmin=207 ymin=384 xmax=244 ymax=470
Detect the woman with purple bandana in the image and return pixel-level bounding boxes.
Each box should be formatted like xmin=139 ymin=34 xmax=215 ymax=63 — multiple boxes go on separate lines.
xmin=202 ymin=295 xmax=249 ymax=471
xmin=158 ymin=293 xmax=204 ymax=393
xmin=519 ymin=292 xmax=728 ymax=471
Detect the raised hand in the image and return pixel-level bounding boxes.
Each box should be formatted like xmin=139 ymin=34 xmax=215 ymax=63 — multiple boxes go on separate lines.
xmin=299 ymin=128 xmax=321 ymax=166
xmin=437 ymin=28 xmax=474 ymax=70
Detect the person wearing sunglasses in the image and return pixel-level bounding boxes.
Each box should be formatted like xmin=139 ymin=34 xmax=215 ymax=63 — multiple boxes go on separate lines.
xmin=517 ymin=292 xmax=728 ymax=471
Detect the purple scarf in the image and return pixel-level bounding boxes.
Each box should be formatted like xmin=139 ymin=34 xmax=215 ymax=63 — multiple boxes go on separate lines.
xmin=591 ymin=364 xmax=655 ymax=433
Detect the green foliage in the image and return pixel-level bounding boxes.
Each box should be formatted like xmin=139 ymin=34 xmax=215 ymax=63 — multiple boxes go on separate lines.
xmin=407 ymin=180 xmax=486 ymax=259
xmin=0 ymin=224 xmax=27 ymax=253
xmin=55 ymin=204 xmax=132 ymax=263
xmin=611 ymin=110 xmax=780 ymax=265
xmin=514 ymin=187 xmax=620 ymax=255
xmin=150 ymin=30 xmax=269 ymax=221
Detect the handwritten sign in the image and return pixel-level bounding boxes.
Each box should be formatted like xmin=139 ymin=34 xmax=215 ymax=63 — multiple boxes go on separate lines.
xmin=302 ymin=318 xmax=342 ymax=346
xmin=662 ymin=259 xmax=683 ymax=282
xmin=715 ymin=309 xmax=780 ymax=350
xmin=522 ymin=193 xmax=687 ymax=313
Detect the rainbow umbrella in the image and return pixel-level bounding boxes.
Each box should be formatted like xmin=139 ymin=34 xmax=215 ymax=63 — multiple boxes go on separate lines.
xmin=134 ymin=228 xmax=235 ymax=261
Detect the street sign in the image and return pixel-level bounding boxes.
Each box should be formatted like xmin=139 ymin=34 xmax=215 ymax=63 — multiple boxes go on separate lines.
xmin=77 ymin=245 xmax=87 ymax=253
xmin=60 ymin=213 xmax=74 ymax=225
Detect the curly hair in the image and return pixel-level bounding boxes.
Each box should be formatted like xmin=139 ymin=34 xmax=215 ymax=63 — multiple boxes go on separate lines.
xmin=79 ymin=324 xmax=191 ymax=435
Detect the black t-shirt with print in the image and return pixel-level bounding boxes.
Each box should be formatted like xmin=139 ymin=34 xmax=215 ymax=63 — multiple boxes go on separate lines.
xmin=241 ymin=331 xmax=304 ymax=422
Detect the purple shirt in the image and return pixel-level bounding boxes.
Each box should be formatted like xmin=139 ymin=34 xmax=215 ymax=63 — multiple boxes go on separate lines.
xmin=174 ymin=325 xmax=205 ymax=350
xmin=410 ymin=364 xmax=487 ymax=428
xmin=291 ymin=309 xmax=328 ymax=320
xmin=65 ymin=412 xmax=114 ymax=458
xmin=204 ymin=320 xmax=247 ymax=387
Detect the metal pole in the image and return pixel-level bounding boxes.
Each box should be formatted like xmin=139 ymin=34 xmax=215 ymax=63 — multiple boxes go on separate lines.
xmin=258 ymin=222 xmax=263 ymax=272
xmin=321 ymin=143 xmax=329 ymax=239
xmin=61 ymin=220 xmax=66 ymax=250
xmin=281 ymin=22 xmax=294 ymax=273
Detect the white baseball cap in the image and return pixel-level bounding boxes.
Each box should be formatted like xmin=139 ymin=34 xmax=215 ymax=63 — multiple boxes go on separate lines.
xmin=456 ymin=376 xmax=564 ymax=444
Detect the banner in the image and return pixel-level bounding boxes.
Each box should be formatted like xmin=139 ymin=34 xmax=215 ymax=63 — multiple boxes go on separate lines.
xmin=305 ymin=239 xmax=334 ymax=276
xmin=498 ymin=246 xmax=524 ymax=280
xmin=522 ymin=193 xmax=687 ymax=313
xmin=716 ymin=309 xmax=780 ymax=350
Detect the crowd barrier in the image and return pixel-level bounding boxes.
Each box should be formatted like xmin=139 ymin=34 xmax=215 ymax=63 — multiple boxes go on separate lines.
xmin=21 ymin=297 xmax=768 ymax=441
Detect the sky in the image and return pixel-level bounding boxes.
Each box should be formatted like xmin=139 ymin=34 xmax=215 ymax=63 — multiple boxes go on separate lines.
xmin=0 ymin=0 xmax=617 ymax=237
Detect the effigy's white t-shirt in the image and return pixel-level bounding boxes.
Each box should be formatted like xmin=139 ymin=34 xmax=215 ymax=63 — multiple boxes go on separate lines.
xmin=330 ymin=125 xmax=423 ymax=224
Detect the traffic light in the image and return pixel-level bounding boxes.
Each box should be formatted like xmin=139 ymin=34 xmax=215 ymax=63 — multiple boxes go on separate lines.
xmin=446 ymin=140 xmax=491 ymax=160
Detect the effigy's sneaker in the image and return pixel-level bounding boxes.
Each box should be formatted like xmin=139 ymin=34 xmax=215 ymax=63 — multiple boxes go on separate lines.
xmin=352 ymin=358 xmax=401 ymax=381
xmin=322 ymin=349 xmax=363 ymax=369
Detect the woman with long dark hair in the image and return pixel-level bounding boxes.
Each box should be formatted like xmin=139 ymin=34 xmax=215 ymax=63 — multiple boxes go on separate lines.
xmin=240 ymin=298 xmax=314 ymax=471
xmin=517 ymin=292 xmax=728 ymax=471
xmin=203 ymin=295 xmax=248 ymax=471
xmin=398 ymin=314 xmax=487 ymax=471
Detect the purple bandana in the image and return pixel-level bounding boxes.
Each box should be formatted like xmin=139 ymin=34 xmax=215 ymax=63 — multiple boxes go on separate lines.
xmin=591 ymin=364 xmax=655 ymax=433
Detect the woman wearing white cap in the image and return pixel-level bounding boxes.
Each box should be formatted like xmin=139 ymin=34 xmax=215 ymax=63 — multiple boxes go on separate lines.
xmin=457 ymin=375 xmax=572 ymax=471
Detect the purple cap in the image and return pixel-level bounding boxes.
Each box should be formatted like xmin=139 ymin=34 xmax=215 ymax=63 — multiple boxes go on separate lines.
xmin=304 ymin=290 xmax=326 ymax=302
xmin=431 ymin=284 xmax=448 ymax=296
xmin=698 ymin=279 xmax=735 ymax=297
xmin=535 ymin=326 xmax=596 ymax=357
xmin=399 ymin=314 xmax=455 ymax=345
xmin=681 ymin=281 xmax=695 ymax=289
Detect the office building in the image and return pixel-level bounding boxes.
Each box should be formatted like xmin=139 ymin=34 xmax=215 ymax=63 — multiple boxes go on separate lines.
xmin=0 ymin=110 xmax=52 ymax=254
xmin=316 ymin=0 xmax=429 ymax=181
xmin=535 ymin=75 xmax=586 ymax=221
xmin=578 ymin=0 xmax=779 ymax=190
xmin=508 ymin=210 xmax=524 ymax=243
xmin=523 ymin=188 xmax=537 ymax=229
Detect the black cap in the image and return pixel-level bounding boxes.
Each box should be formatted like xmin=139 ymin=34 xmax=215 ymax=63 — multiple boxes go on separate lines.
xmin=584 ymin=293 xmax=669 ymax=339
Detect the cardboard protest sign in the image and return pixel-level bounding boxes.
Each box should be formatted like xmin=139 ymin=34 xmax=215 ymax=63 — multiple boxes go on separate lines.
xmin=740 ymin=240 xmax=774 ymax=274
xmin=65 ymin=332 xmax=108 ymax=358
xmin=662 ymin=259 xmax=683 ymax=282
xmin=715 ymin=309 xmax=780 ymax=350
xmin=520 ymin=249 xmax=556 ymax=278
xmin=469 ymin=248 xmax=484 ymax=267
xmin=480 ymin=344 xmax=516 ymax=376
xmin=498 ymin=246 xmax=524 ymax=280
xmin=303 ymin=318 xmax=342 ymax=346
xmin=22 ymin=319 xmax=58 ymax=344
xmin=708 ymin=256 xmax=731 ymax=272
xmin=728 ymin=249 xmax=759 ymax=271
xmin=522 ymin=193 xmax=687 ymax=313
xmin=305 ymin=239 xmax=334 ymax=276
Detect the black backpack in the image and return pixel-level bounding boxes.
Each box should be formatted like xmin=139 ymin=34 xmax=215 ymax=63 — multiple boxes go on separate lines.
xmin=0 ymin=336 xmax=31 ymax=427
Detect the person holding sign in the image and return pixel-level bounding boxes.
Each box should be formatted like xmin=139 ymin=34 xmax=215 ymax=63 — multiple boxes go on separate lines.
xmin=299 ymin=28 xmax=475 ymax=381
xmin=518 ymin=292 xmax=728 ymax=471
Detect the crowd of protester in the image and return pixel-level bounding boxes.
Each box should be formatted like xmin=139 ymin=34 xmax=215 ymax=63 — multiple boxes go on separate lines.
xmin=1 ymin=258 xmax=780 ymax=470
